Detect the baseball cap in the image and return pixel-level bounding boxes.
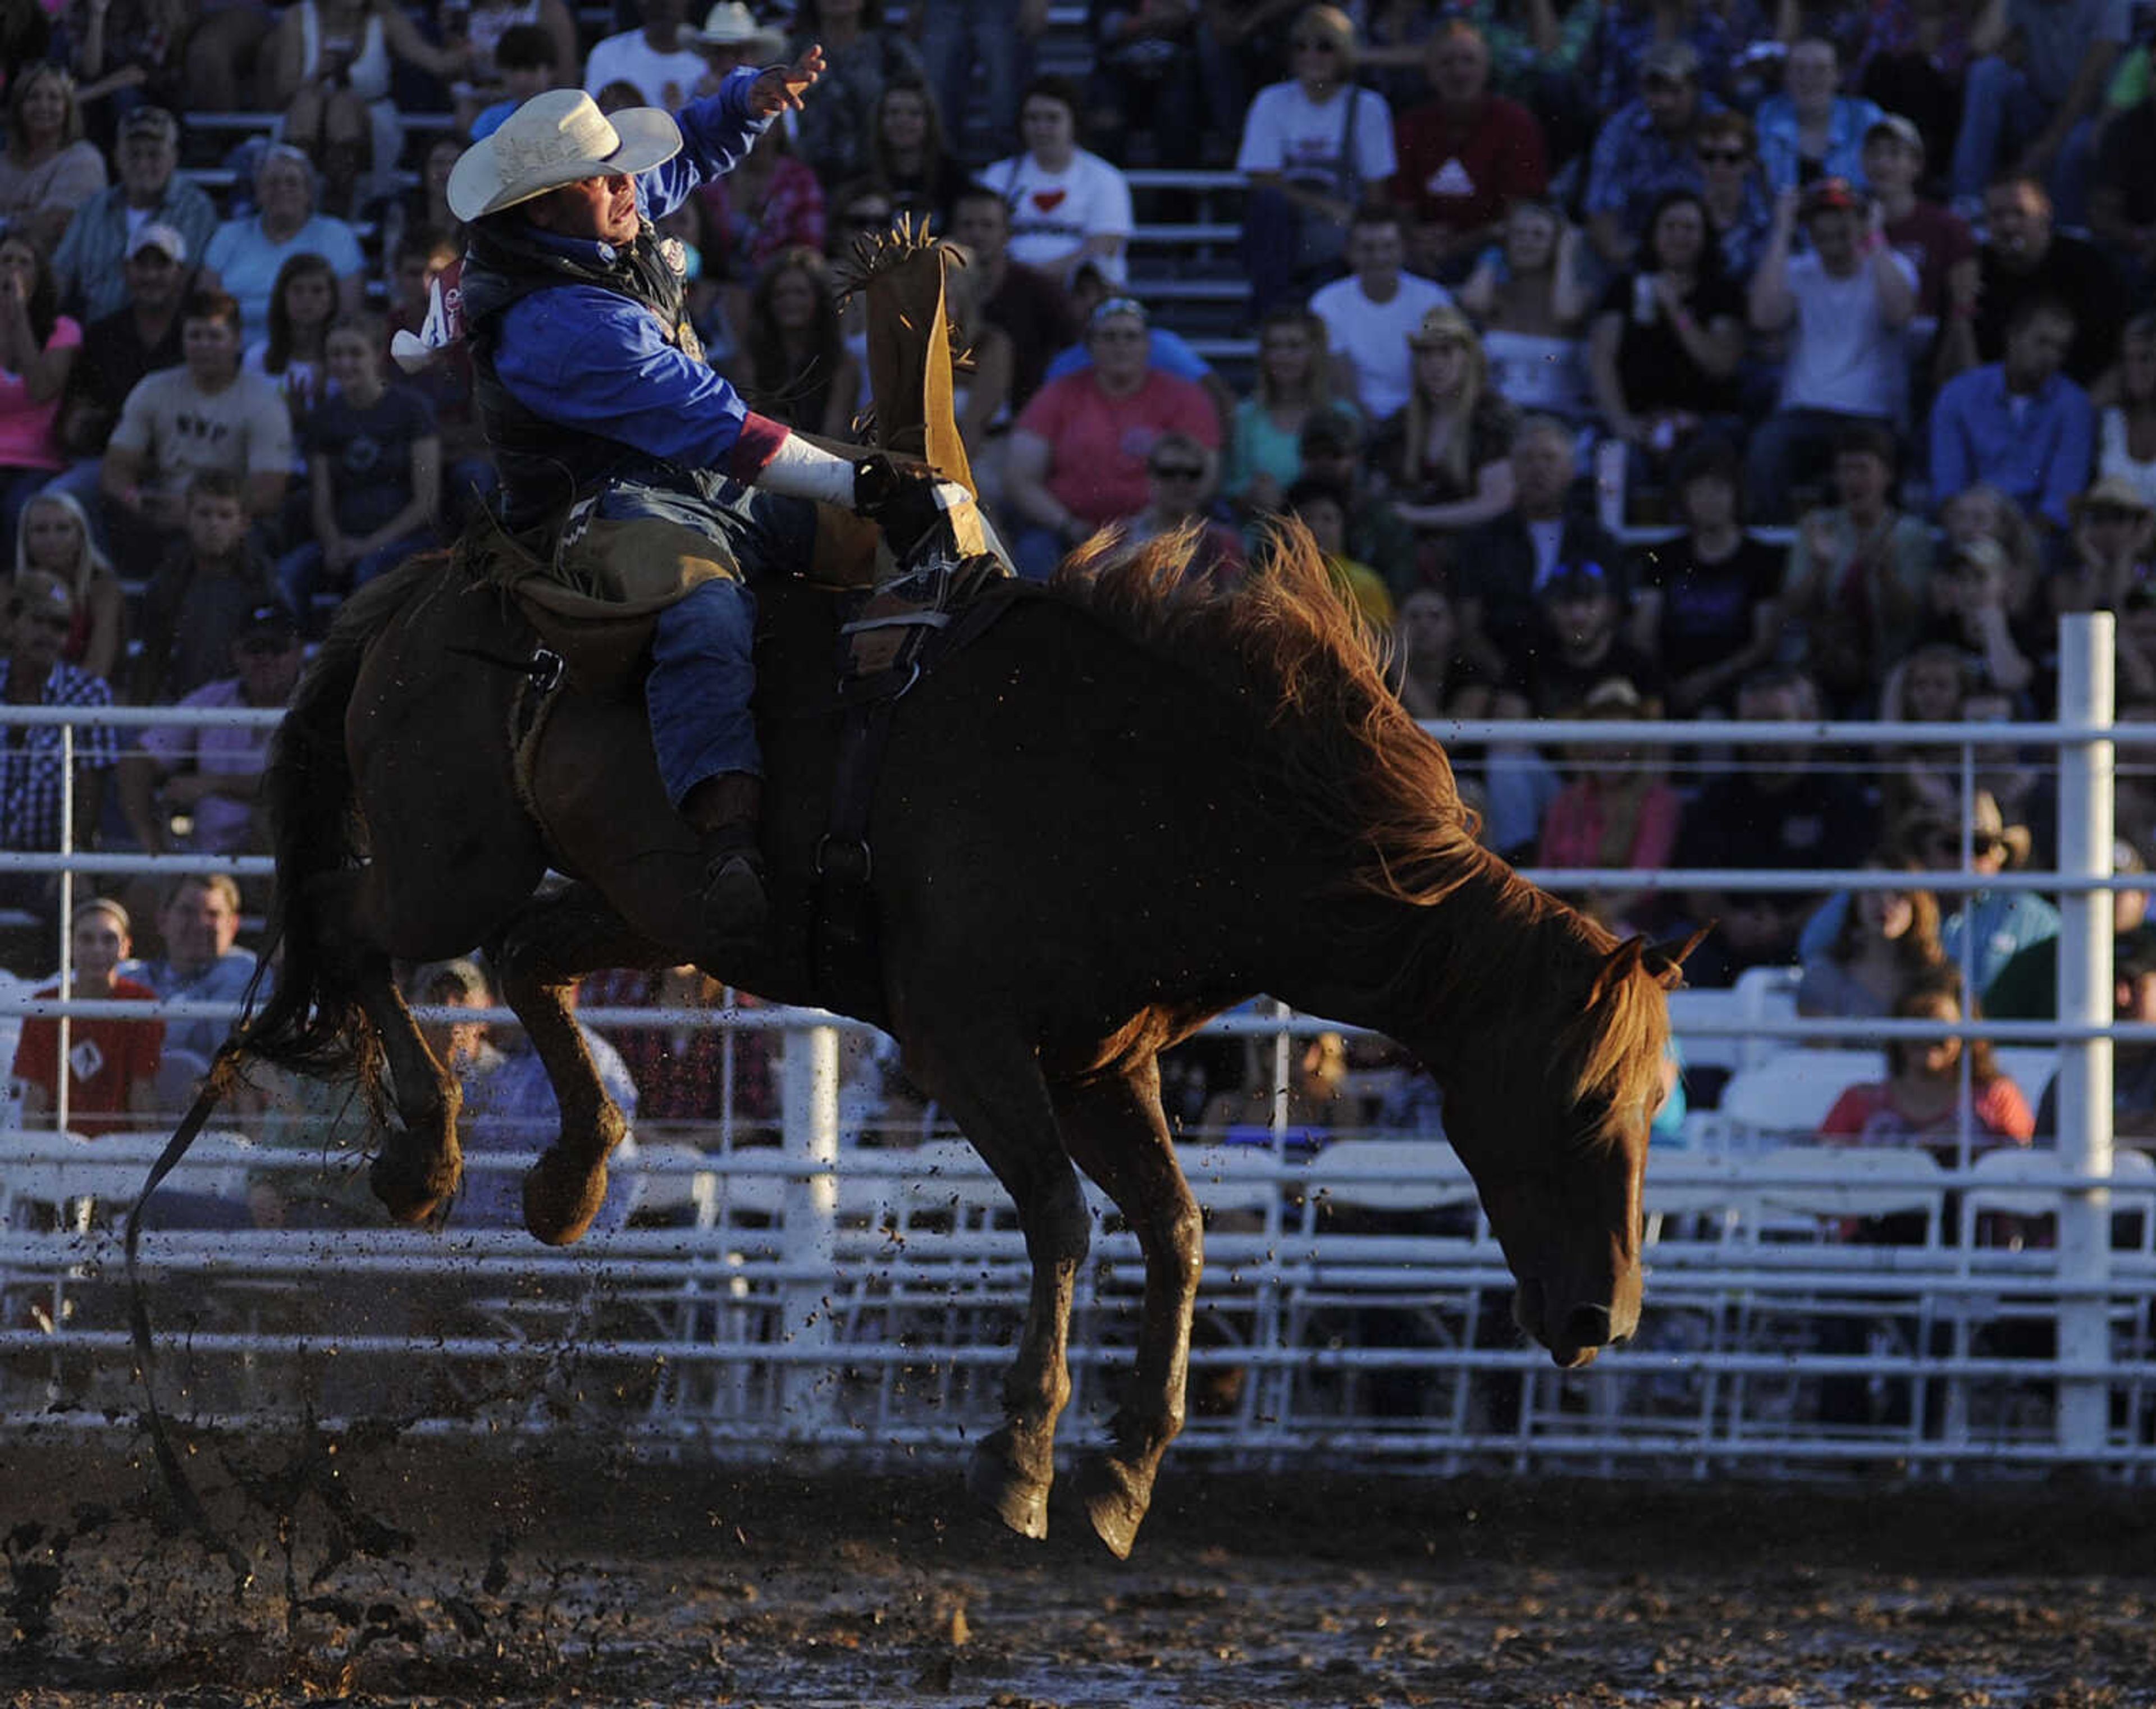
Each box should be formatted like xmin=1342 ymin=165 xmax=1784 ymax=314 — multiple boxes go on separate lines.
xmin=1086 ymin=294 xmax=1148 ymax=330
xmin=120 ymin=106 xmax=179 ymax=143
xmin=1802 ymin=176 xmax=1863 ymax=216
xmin=70 ymin=895 xmax=131 ymax=935
xmin=1641 ymin=40 xmax=1701 ymax=83
xmin=237 ymin=601 xmax=300 ymax=645
xmin=1542 ymin=560 xmax=1615 ymax=600
xmin=126 ymin=222 xmax=188 ymax=264
xmin=1863 ymin=113 xmax=1924 ymax=156
xmin=10 ymin=569 xmax=72 ymax=622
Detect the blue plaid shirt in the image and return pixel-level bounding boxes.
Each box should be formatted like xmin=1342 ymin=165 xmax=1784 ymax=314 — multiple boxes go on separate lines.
xmin=0 ymin=661 xmax=120 ymax=852
xmin=1585 ymin=99 xmax=1719 ymax=241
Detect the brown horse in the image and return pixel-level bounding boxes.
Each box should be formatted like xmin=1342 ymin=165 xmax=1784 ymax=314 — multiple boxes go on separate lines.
xmin=230 ymin=516 xmax=1693 ymax=1557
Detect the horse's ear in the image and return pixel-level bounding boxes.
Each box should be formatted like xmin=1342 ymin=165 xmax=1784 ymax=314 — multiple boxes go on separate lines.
xmin=1645 ymin=924 xmax=1714 ymax=990
xmin=1592 ymin=935 xmax=1647 ymax=1004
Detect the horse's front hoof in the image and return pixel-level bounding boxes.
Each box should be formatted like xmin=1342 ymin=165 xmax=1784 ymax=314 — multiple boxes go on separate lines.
xmin=524 ymin=1150 xmax=607 ymax=1246
xmin=1075 ymin=1455 xmax=1150 ymax=1560
xmin=966 ymin=1433 xmax=1050 ymax=1541
xmin=371 ymin=1146 xmax=456 ymax=1225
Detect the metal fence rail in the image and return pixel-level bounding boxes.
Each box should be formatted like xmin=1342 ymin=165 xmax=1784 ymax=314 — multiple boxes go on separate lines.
xmin=1 ymin=614 xmax=2148 ymax=1477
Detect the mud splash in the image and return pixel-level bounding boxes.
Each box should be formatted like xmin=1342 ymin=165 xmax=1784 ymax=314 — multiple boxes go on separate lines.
xmin=5 ymin=1431 xmax=2155 ymax=1707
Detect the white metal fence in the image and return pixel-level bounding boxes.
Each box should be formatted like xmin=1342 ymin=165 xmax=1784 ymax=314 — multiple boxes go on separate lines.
xmin=3 ymin=615 xmax=2151 ymax=1477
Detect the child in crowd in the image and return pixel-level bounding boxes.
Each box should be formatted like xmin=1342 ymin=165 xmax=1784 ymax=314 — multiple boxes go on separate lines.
xmin=278 ymin=311 xmax=441 ymax=622
xmin=130 ymin=470 xmax=281 ymax=705
xmin=12 ymin=895 xmax=163 ymax=1136
xmin=1285 ymin=475 xmax=1391 ymax=625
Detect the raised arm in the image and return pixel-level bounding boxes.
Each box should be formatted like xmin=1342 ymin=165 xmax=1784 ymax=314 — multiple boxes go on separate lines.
xmin=1750 ymin=188 xmax=1801 ymax=331
xmin=1866 ymin=208 xmax=1916 ymax=329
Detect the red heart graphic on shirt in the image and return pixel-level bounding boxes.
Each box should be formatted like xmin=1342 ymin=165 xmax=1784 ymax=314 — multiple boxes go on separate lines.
xmin=1032 ymin=189 xmax=1067 ymax=213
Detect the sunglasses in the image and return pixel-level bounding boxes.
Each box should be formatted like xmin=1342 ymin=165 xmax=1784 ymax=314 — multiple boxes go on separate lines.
xmin=237 ymin=636 xmax=293 ymax=656
xmin=1150 ymin=462 xmax=1204 ymax=479
xmin=1696 ymin=147 xmax=1749 ymax=164
xmin=1292 ymin=36 xmax=1342 ymax=53
xmin=22 ymin=613 xmax=70 ymax=633
xmin=1930 ymin=832 xmax=2004 ymax=858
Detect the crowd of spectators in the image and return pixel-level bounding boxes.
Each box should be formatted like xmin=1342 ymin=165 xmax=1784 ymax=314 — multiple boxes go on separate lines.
xmin=0 ymin=0 xmax=2150 ymax=1183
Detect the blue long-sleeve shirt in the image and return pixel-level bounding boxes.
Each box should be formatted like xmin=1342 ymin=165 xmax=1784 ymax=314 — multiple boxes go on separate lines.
xmin=1929 ymin=363 xmax=2094 ymax=530
xmin=488 ymin=69 xmax=779 ymax=474
xmin=1752 ymin=94 xmax=1884 ymax=195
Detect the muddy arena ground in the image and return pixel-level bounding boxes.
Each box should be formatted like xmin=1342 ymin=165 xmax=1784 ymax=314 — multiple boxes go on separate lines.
xmin=3 ymin=1432 xmax=2155 ymax=1707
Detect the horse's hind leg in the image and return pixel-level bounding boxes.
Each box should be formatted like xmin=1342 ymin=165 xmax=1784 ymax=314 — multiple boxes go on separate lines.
xmin=488 ymin=883 xmax=669 ymax=1246
xmin=903 ymin=1030 xmax=1091 ymax=1541
xmin=1050 ymin=1057 xmax=1203 ymax=1560
xmin=304 ymin=867 xmax=465 ymax=1223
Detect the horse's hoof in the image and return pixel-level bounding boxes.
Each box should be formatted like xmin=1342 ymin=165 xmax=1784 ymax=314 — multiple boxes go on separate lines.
xmin=371 ymin=1148 xmax=453 ymax=1225
xmin=1075 ymin=1455 xmax=1150 ymax=1560
xmin=524 ymin=1150 xmax=607 ymax=1246
xmin=966 ymin=1436 xmax=1050 ymax=1541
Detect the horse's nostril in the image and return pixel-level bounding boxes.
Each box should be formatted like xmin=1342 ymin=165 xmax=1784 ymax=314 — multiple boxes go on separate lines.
xmin=1564 ymin=1304 xmax=1615 ymax=1349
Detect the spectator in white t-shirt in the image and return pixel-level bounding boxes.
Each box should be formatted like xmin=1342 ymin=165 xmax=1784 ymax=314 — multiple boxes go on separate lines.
xmin=1235 ymin=3 xmax=1397 ymax=316
xmin=1309 ymin=205 xmax=1451 ymax=422
xmin=984 ymin=74 xmax=1134 ymax=289
xmin=1746 ymin=177 xmax=1916 ymax=521
xmin=584 ymin=0 xmax=718 ymax=110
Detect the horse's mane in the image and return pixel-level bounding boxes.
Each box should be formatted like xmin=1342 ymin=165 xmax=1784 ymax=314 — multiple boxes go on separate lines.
xmin=1049 ymin=526 xmax=1668 ymax=1131
xmin=1051 ymin=523 xmax=1493 ymax=907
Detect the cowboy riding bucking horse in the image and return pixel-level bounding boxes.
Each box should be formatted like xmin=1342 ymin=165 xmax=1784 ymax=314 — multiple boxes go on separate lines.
xmin=442 ymin=45 xmax=985 ymax=962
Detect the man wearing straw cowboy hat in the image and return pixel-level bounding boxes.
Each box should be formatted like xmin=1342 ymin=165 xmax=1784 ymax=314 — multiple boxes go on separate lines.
xmin=444 ymin=49 xmax=971 ymax=957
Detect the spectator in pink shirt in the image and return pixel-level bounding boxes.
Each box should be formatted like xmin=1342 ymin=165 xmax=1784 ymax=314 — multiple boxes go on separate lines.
xmin=1534 ymin=674 xmax=1682 ymax=939
xmin=1819 ymin=970 xmax=2035 ymax=1164
xmin=0 ymin=231 xmax=79 ymax=541
xmin=1002 ymin=295 xmax=1221 ymax=580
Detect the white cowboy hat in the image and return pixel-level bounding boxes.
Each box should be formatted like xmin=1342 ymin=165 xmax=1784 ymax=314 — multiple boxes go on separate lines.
xmin=688 ymin=2 xmax=785 ymax=54
xmin=447 ymin=88 xmax=682 ymax=223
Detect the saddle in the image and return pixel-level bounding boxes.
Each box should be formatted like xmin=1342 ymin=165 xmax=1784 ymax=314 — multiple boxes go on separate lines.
xmin=467 ymin=511 xmax=734 ymax=702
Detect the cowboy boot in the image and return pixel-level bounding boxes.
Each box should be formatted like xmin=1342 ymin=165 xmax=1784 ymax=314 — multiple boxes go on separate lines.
xmin=685 ymin=771 xmax=769 ymax=954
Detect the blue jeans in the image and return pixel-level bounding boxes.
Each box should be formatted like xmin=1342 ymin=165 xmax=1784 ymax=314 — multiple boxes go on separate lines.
xmin=1951 ymin=56 xmax=2097 ymax=222
xmin=914 ymin=0 xmax=1034 ymax=159
xmin=1242 ymin=183 xmax=1348 ymax=318
xmin=597 ymin=468 xmax=818 ymax=806
xmin=1746 ymin=407 xmax=1887 ymax=524
xmin=277 ymin=528 xmax=439 ymax=628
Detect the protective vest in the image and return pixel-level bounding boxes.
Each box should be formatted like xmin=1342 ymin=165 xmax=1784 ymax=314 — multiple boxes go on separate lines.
xmin=462 ymin=217 xmax=705 ymax=529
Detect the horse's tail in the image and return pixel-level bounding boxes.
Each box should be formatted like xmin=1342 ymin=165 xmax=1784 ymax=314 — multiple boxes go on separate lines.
xmin=235 ymin=553 xmax=447 ymax=1091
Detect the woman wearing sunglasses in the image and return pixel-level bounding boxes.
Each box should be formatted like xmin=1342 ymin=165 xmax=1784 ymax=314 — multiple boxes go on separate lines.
xmin=1235 ymin=4 xmax=1397 ymax=314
